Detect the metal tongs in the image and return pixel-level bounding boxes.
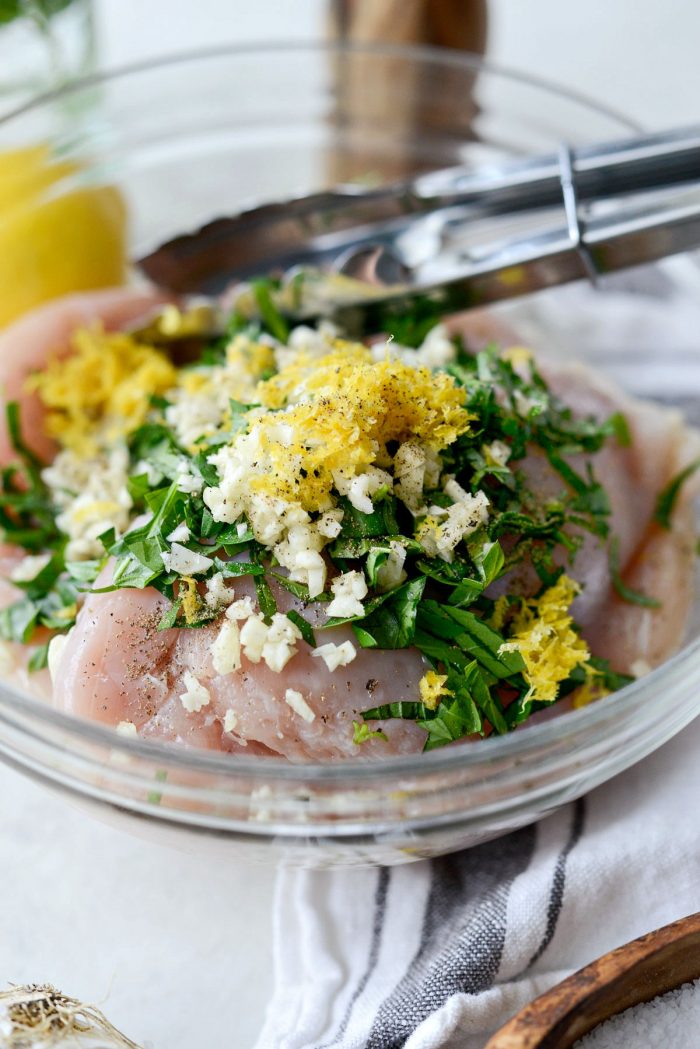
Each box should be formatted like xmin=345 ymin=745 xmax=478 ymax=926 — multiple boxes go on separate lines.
xmin=138 ymin=125 xmax=700 ymax=330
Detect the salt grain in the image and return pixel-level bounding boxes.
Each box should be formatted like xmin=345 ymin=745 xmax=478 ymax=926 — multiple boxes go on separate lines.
xmin=575 ymin=978 xmax=700 ymax=1049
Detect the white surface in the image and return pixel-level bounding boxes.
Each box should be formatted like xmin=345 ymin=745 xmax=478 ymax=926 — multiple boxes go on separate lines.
xmin=0 ymin=764 xmax=275 ymax=1048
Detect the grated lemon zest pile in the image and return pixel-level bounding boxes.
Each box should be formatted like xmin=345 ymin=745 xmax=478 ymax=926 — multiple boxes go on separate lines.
xmin=499 ymin=574 xmax=593 ymax=703
xmin=28 ymin=326 xmax=177 ymax=456
xmin=250 ymin=345 xmax=473 ymax=512
xmin=419 ymin=670 xmax=453 ymax=710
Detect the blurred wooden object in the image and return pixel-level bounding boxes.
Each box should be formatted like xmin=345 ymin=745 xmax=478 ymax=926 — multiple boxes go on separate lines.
xmin=326 ymin=0 xmax=488 ymax=182
xmin=329 ymin=0 xmax=487 ymax=54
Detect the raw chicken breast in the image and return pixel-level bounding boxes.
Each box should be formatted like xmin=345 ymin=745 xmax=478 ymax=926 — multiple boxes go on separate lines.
xmin=0 ymin=289 xmax=169 ymax=701
xmin=540 ymin=356 xmax=699 ymax=670
xmin=54 ymin=572 xmax=428 ymax=759
xmin=455 ymin=309 xmax=699 ymax=672
xmin=1 ymin=295 xmax=697 ymax=759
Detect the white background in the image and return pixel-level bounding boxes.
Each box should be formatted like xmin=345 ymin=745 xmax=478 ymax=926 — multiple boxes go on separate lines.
xmin=2 ymin=2 xmax=699 ymax=1048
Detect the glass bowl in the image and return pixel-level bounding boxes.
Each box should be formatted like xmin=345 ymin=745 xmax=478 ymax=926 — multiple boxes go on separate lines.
xmin=1 ymin=44 xmax=699 ymax=868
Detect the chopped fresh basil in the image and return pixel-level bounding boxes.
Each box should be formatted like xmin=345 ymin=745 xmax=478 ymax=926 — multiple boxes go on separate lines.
xmin=27 ymin=642 xmax=51 ymax=672
xmin=350 ymin=577 xmax=426 ymax=650
xmin=254 ymin=571 xmax=277 ymax=623
xmin=286 ymin=609 xmax=316 ymax=648
xmin=352 ymin=721 xmax=388 ymax=745
xmin=609 ymin=535 xmax=661 ymax=609
xmin=654 ymin=459 xmax=700 ymax=530
xmin=252 ymin=280 xmax=289 ymax=342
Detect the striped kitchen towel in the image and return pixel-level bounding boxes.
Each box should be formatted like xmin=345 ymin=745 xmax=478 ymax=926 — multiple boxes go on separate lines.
xmin=255 ymin=699 xmax=700 ymax=1049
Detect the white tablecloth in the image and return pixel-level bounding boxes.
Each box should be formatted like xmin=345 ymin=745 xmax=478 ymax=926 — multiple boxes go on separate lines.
xmin=0 ymin=763 xmax=275 ymax=1048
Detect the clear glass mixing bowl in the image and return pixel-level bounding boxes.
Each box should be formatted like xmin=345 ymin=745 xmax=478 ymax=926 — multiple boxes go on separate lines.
xmin=1 ymin=44 xmax=699 ymax=867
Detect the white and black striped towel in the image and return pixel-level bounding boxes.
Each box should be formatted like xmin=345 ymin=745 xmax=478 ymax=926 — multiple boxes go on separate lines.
xmin=255 ymin=282 xmax=700 ymax=1049
xmin=256 ymin=712 xmax=700 ymax=1049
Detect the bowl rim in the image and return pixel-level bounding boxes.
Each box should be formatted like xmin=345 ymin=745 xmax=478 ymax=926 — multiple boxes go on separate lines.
xmin=6 ymin=634 xmax=699 ymax=782
xmin=1 ymin=40 xmax=693 ymax=788
xmin=0 ymin=38 xmax=641 ymax=134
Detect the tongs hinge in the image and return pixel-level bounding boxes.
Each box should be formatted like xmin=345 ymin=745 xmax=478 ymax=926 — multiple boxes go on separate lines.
xmin=559 ymin=144 xmax=598 ymax=287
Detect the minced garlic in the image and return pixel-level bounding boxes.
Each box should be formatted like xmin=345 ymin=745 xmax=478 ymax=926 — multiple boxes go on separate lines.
xmin=205 ymin=572 xmax=234 ymax=611
xmin=211 ymin=619 xmax=241 ymax=675
xmin=312 ymin=640 xmax=357 ymax=672
xmin=179 ymin=671 xmax=211 ymax=713
xmin=284 ymin=688 xmax=316 ymax=723
xmin=161 ymin=542 xmax=213 ymax=576
xmin=42 ymin=446 xmax=133 ymax=561
xmin=326 ymin=571 xmax=368 ymax=619
xmin=47 ymin=633 xmax=69 ymax=683
xmin=416 ymin=491 xmax=489 ymax=561
xmin=116 ymin=720 xmax=138 ymax=737
xmin=223 ymin=709 xmax=238 ymax=733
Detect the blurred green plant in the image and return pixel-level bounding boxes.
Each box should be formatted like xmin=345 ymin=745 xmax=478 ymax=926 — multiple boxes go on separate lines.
xmin=0 ymin=0 xmax=76 ymax=25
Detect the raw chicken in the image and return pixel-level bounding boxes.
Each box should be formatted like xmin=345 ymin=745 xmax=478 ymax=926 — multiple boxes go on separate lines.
xmin=452 ymin=308 xmax=699 ymax=672
xmin=0 ymin=293 xmax=697 ymax=759
xmin=55 ymin=571 xmax=428 ymax=759
xmin=0 ymin=289 xmax=170 ymax=702
xmin=541 ymin=355 xmax=699 ymax=670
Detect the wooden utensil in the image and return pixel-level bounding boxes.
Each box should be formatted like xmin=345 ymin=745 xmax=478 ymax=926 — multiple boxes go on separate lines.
xmin=484 ymin=911 xmax=700 ymax=1048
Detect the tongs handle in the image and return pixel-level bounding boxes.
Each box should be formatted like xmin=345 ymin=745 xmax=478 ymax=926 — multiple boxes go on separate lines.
xmin=138 ymin=124 xmax=700 ymax=321
xmin=411 ymin=125 xmax=700 ymax=217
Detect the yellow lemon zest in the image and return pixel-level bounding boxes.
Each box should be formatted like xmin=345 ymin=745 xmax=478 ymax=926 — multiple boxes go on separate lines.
xmin=489 ymin=595 xmax=509 ymax=632
xmin=225 ymin=333 xmax=276 ymax=381
xmin=415 ymin=515 xmax=443 ymax=547
xmin=179 ymin=577 xmax=202 ymax=625
xmin=251 ymin=346 xmax=472 ymax=511
xmin=419 ymin=670 xmax=453 ymax=711
xmin=28 ymin=326 xmax=178 ymax=456
xmin=256 ymin=342 xmax=371 ymax=410
xmin=178 ymin=370 xmax=215 ymax=396
xmin=571 ymin=672 xmax=609 ymax=709
xmin=499 ymin=574 xmax=592 ymax=703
